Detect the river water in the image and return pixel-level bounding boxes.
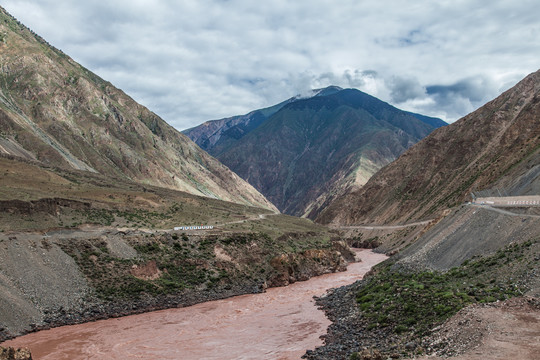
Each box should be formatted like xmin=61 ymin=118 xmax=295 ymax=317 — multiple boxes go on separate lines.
xmin=3 ymin=249 xmax=387 ymax=360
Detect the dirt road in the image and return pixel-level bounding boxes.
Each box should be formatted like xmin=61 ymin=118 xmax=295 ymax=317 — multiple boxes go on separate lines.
xmin=471 ymin=204 xmax=540 ymax=219
xmin=330 ymin=219 xmax=433 ymax=231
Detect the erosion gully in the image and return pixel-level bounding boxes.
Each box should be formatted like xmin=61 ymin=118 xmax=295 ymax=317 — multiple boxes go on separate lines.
xmin=2 ymin=249 xmax=387 ymax=360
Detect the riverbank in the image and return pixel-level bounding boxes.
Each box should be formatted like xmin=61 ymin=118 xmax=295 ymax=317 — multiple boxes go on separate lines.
xmin=2 ymin=250 xmax=387 ymax=359
xmin=0 ymin=226 xmax=355 ymax=342
xmin=304 ymin=234 xmax=540 ymax=359
xmin=303 ymin=277 xmax=392 ymax=359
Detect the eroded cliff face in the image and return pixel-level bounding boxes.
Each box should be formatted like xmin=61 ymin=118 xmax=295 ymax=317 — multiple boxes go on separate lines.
xmin=0 ymin=7 xmax=276 ymax=212
xmin=268 ymin=248 xmax=348 ymax=287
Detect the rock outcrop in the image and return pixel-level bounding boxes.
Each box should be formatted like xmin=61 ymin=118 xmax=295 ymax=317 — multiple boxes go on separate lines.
xmin=0 ymin=347 xmax=32 ymax=360
xmin=268 ymin=249 xmax=347 ymax=287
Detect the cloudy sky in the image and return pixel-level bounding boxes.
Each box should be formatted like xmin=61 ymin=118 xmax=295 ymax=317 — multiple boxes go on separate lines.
xmin=3 ymin=1 xmax=539 ymax=130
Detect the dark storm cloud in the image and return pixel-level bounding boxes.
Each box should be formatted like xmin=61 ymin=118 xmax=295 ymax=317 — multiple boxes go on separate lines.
xmin=427 ymin=77 xmax=495 ymax=103
xmin=387 ymin=76 xmax=426 ymax=104
xmin=424 ymin=76 xmax=500 ymax=119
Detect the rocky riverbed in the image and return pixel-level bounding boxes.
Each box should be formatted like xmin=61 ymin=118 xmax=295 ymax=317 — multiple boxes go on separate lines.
xmin=303 ymin=279 xmax=405 ymax=359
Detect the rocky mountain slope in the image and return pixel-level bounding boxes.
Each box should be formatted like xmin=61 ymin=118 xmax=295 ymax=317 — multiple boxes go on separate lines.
xmin=187 ymin=87 xmax=445 ymax=217
xmin=0 ymin=7 xmax=275 ymax=212
xmin=318 ymin=69 xmax=540 ymax=225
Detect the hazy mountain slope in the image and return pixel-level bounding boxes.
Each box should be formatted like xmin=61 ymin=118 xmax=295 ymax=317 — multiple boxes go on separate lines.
xmin=183 ymin=86 xmax=343 ymax=157
xmin=317 ymin=69 xmax=540 ymax=225
xmin=212 ymin=89 xmax=444 ymax=216
xmin=0 ymin=7 xmax=276 ymax=212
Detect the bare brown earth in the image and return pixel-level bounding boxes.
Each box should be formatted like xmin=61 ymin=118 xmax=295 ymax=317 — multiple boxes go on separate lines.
xmin=420 ymin=297 xmax=540 ymax=360
xmin=0 ymin=154 xmax=276 ymax=232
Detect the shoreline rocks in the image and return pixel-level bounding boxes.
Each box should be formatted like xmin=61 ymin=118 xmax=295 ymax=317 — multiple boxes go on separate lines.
xmin=0 ymin=347 xmax=32 ymax=360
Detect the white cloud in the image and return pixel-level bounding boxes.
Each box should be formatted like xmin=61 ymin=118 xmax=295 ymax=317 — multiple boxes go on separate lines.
xmin=2 ymin=0 xmax=539 ymax=129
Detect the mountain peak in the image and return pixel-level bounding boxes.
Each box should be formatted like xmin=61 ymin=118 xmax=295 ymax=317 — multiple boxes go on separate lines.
xmin=312 ymin=85 xmax=344 ymax=96
xmin=187 ymin=85 xmax=444 ymax=216
xmin=294 ymin=85 xmax=343 ymax=100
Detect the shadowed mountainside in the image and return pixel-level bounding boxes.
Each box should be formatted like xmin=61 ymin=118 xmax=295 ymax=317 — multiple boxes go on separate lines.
xmin=187 ymin=87 xmax=445 ymax=217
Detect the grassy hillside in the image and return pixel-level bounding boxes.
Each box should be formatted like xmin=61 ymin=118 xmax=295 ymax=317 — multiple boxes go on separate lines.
xmin=306 ymin=235 xmax=538 ymax=359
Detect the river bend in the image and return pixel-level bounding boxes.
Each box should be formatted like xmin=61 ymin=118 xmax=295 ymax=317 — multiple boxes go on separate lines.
xmin=3 ymin=249 xmax=387 ymax=359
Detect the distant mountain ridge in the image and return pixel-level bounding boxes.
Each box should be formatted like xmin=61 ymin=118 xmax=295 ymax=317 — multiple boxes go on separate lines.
xmin=0 ymin=6 xmax=276 ymax=212
xmin=184 ymin=86 xmax=343 ymax=156
xmin=317 ymin=69 xmax=540 ymax=225
xmin=186 ymin=87 xmax=446 ymax=217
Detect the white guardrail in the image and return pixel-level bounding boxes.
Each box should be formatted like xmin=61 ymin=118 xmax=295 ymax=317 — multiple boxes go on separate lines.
xmin=173 ymin=225 xmax=214 ymax=231
xmin=474 ymin=196 xmax=540 ymax=207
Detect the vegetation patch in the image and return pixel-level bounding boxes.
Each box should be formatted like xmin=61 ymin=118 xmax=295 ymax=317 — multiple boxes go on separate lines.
xmin=351 ymin=238 xmax=536 ymax=357
xmin=58 ymin=230 xmax=340 ymax=301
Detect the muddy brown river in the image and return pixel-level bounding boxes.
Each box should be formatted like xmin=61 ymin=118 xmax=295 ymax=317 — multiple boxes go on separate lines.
xmin=3 ymin=250 xmax=387 ymax=359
